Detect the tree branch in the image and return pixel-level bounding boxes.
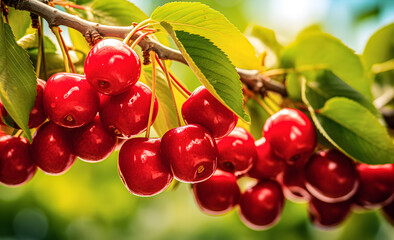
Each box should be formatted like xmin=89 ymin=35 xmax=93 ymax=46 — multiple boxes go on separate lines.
xmin=4 ymin=0 xmax=287 ymax=96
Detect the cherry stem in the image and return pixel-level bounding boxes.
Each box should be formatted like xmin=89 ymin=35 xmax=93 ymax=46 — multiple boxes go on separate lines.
xmin=123 ymin=19 xmax=151 ymax=45
xmin=243 ymin=86 xmax=275 ymax=116
xmin=53 ymin=1 xmax=87 ymax=10
xmin=14 ymin=129 xmax=23 ymax=137
xmin=130 ymin=31 xmax=151 ymax=49
xmin=160 ymin=58 xmax=182 ymax=127
xmin=155 ymin=54 xmax=191 ymax=96
xmin=58 ymin=27 xmax=76 ymax=73
xmin=145 ymin=51 xmax=157 ymax=138
xmin=39 ymin=17 xmax=48 ymax=79
xmin=51 ymin=26 xmax=71 ymax=73
xmin=36 ymin=17 xmax=43 ymax=78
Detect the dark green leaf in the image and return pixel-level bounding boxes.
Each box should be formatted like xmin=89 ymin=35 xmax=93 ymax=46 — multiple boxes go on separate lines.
xmin=161 ymin=24 xmax=249 ymax=122
xmin=0 ymin=20 xmax=36 ymax=141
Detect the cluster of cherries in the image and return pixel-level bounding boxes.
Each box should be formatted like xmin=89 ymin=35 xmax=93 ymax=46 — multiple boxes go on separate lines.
xmin=1 ymin=37 xmax=393 ymax=231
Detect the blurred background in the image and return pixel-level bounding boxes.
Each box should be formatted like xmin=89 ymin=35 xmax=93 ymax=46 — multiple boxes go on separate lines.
xmin=1 ymin=0 xmax=394 ymax=239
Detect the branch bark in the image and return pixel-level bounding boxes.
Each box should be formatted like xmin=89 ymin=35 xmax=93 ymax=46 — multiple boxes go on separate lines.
xmin=3 ymin=0 xmax=287 ymax=96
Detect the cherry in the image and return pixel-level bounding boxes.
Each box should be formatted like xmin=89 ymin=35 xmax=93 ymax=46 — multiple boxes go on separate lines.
xmin=0 ymin=79 xmax=46 ymax=128
xmin=248 ymin=137 xmax=285 ymax=180
xmin=181 ymin=86 xmax=238 ymax=139
xmin=118 ymin=138 xmax=173 ymax=197
xmin=382 ymin=200 xmax=394 ymax=226
xmin=278 ymin=159 xmax=311 ymax=203
xmin=99 ymin=82 xmax=158 ymax=139
xmin=161 ymin=124 xmax=218 ymax=183
xmin=308 ymin=197 xmax=352 ymax=229
xmin=84 ymin=39 xmax=141 ymax=95
xmin=239 ymin=180 xmax=284 ymax=230
xmin=43 ymin=73 xmax=99 ymax=128
xmin=193 ymin=169 xmax=240 ymax=215
xmin=263 ymin=108 xmax=316 ymax=163
xmin=0 ymin=136 xmax=36 ymax=186
xmin=32 ymin=121 xmax=76 ymax=175
xmin=71 ymin=115 xmax=117 ymax=162
xmin=305 ymin=149 xmax=359 ymax=203
xmin=216 ymin=127 xmax=257 ymax=176
xmin=354 ymin=163 xmax=394 ymax=209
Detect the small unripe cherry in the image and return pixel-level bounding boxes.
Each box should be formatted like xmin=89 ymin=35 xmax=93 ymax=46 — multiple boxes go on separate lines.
xmin=216 ymin=127 xmax=257 ymax=176
xmin=0 ymin=136 xmax=36 ymax=186
xmin=181 ymin=86 xmax=238 ymax=139
xmin=193 ymin=170 xmax=240 ymax=215
xmin=43 ymin=73 xmax=99 ymax=128
xmin=263 ymin=108 xmax=316 ymax=163
xmin=84 ymin=39 xmax=141 ymax=95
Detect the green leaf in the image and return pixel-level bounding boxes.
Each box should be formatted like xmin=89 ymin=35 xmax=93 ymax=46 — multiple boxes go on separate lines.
xmin=302 ymin=91 xmax=394 ymax=164
xmin=281 ymin=32 xmax=372 ymax=100
xmin=7 ymin=7 xmax=31 ymax=40
xmin=68 ymin=28 xmax=91 ymax=57
xmin=141 ymin=66 xmax=186 ymax=137
xmin=151 ymin=2 xmax=259 ymax=70
xmin=303 ymin=70 xmax=379 ymax=116
xmin=0 ymin=21 xmax=36 ymax=141
xmin=17 ymin=33 xmax=57 ymax=53
xmin=161 ymin=25 xmax=249 ymax=122
xmin=285 ymin=72 xmax=302 ymax=101
xmin=246 ymin=24 xmax=282 ymax=59
xmin=246 ymin=98 xmax=270 ymax=139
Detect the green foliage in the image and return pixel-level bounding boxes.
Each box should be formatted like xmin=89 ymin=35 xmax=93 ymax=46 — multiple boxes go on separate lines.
xmin=281 ymin=32 xmax=373 ymax=100
xmin=151 ymin=2 xmax=260 ymax=70
xmin=246 ymin=24 xmax=283 ymax=60
xmin=0 ymin=19 xmax=36 ymax=141
xmin=161 ymin=25 xmax=249 ymax=122
xmin=7 ymin=7 xmax=32 ymax=40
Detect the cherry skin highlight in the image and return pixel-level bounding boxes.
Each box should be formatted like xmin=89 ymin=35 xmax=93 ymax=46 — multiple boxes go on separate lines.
xmin=239 ymin=180 xmax=284 ymax=230
xmin=118 ymin=138 xmax=173 ymax=197
xmin=99 ymin=82 xmax=158 ymax=139
xmin=216 ymin=127 xmax=257 ymax=176
xmin=181 ymin=86 xmax=238 ymax=139
xmin=305 ymin=149 xmax=359 ymax=203
xmin=248 ymin=137 xmax=285 ymax=180
xmin=43 ymin=73 xmax=99 ymax=128
xmin=84 ymin=39 xmax=141 ymax=95
xmin=193 ymin=169 xmax=240 ymax=215
xmin=0 ymin=136 xmax=36 ymax=186
xmin=72 ymin=115 xmax=117 ymax=162
xmin=32 ymin=121 xmax=76 ymax=175
xmin=354 ymin=163 xmax=394 ymax=209
xmin=263 ymin=108 xmax=316 ymax=163
xmin=161 ymin=124 xmax=218 ymax=183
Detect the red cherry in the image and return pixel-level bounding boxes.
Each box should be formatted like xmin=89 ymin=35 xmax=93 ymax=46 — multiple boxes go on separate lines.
xmin=99 ymin=82 xmax=158 ymax=139
xmin=354 ymin=163 xmax=394 ymax=209
xmin=43 ymin=73 xmax=99 ymax=128
xmin=181 ymin=86 xmax=238 ymax=139
xmin=382 ymin=200 xmax=394 ymax=226
xmin=161 ymin=124 xmax=218 ymax=183
xmin=239 ymin=180 xmax=284 ymax=230
xmin=248 ymin=137 xmax=285 ymax=180
xmin=193 ymin=169 xmax=240 ymax=215
xmin=118 ymin=138 xmax=173 ymax=196
xmin=263 ymin=108 xmax=316 ymax=163
xmin=72 ymin=115 xmax=117 ymax=162
xmin=308 ymin=197 xmax=352 ymax=229
xmin=0 ymin=79 xmax=46 ymax=128
xmin=84 ymin=39 xmax=141 ymax=95
xmin=278 ymin=159 xmax=311 ymax=203
xmin=0 ymin=136 xmax=36 ymax=186
xmin=305 ymin=149 xmax=359 ymax=203
xmin=32 ymin=121 xmax=76 ymax=175
xmin=216 ymin=127 xmax=257 ymax=176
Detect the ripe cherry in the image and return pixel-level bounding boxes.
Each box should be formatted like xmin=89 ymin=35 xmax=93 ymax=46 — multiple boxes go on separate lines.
xmin=0 ymin=136 xmax=36 ymax=186
xmin=118 ymin=138 xmax=173 ymax=197
xmin=193 ymin=169 xmax=240 ymax=215
xmin=354 ymin=163 xmax=394 ymax=209
xmin=99 ymin=82 xmax=158 ymax=139
xmin=308 ymin=197 xmax=352 ymax=229
xmin=263 ymin=108 xmax=316 ymax=163
xmin=305 ymin=149 xmax=359 ymax=203
xmin=181 ymin=86 xmax=238 ymax=139
xmin=216 ymin=127 xmax=257 ymax=176
xmin=161 ymin=124 xmax=218 ymax=183
xmin=43 ymin=73 xmax=99 ymax=128
xmin=32 ymin=121 xmax=76 ymax=175
xmin=239 ymin=180 xmax=284 ymax=230
xmin=72 ymin=115 xmax=117 ymax=162
xmin=84 ymin=39 xmax=141 ymax=95
xmin=248 ymin=137 xmax=285 ymax=180
xmin=0 ymin=79 xmax=46 ymax=128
